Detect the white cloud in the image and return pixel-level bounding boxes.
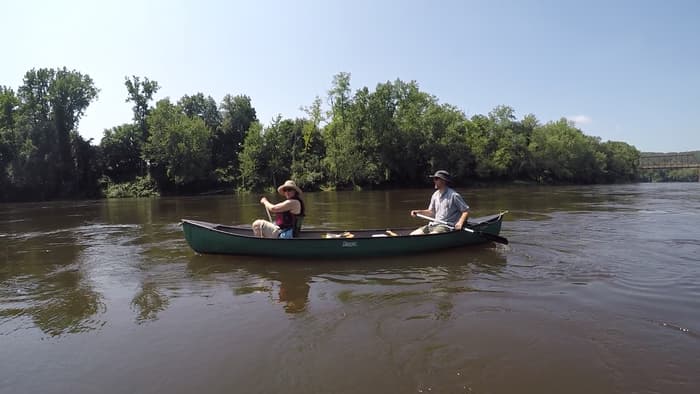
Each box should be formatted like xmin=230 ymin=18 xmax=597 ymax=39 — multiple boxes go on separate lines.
xmin=567 ymin=115 xmax=592 ymax=126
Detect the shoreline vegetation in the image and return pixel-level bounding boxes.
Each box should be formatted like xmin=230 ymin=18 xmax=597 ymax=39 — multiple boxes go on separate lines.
xmin=0 ymin=68 xmax=686 ymax=202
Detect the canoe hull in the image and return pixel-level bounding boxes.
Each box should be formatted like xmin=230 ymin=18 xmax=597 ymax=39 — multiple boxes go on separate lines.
xmin=182 ymin=213 xmax=505 ymax=259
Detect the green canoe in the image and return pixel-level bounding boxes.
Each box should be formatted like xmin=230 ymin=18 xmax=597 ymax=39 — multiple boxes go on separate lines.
xmin=182 ymin=212 xmax=507 ymax=258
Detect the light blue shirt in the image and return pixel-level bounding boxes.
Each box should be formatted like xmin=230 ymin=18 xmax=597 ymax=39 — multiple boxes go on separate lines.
xmin=428 ymin=187 xmax=470 ymax=226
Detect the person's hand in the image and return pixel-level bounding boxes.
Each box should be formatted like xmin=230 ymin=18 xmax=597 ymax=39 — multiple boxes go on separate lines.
xmin=410 ymin=210 xmax=417 ymax=217
xmin=455 ymin=222 xmax=463 ymax=231
xmin=260 ymin=197 xmax=268 ymax=205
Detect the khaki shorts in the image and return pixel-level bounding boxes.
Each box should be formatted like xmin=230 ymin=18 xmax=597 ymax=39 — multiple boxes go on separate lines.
xmin=410 ymin=224 xmax=452 ymax=235
xmin=252 ymin=219 xmax=282 ymax=238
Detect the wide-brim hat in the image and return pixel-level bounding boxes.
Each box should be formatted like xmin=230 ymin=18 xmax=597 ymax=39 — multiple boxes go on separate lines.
xmin=428 ymin=170 xmax=452 ymax=183
xmin=277 ymin=180 xmax=303 ymax=196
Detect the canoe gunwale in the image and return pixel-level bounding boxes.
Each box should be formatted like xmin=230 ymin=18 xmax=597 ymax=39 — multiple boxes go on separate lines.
xmin=183 ymin=211 xmax=506 ymax=240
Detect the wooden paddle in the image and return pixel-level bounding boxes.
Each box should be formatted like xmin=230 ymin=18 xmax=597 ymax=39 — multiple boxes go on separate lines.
xmin=260 ymin=196 xmax=272 ymax=222
xmin=415 ymin=213 xmax=509 ymax=245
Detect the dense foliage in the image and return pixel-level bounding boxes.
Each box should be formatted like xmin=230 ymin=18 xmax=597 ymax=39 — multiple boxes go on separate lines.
xmin=1 ymin=69 xmax=646 ymax=201
xmin=1 ymin=68 xmax=99 ymax=201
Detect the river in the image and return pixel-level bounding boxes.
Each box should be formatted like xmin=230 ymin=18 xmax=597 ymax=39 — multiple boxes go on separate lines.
xmin=1 ymin=183 xmax=698 ymax=393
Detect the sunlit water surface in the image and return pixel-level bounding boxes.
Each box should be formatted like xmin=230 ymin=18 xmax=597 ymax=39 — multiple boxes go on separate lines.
xmin=1 ymin=183 xmax=698 ymax=393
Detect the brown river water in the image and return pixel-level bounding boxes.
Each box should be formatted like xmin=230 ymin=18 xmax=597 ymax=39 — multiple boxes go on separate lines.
xmin=1 ymin=183 xmax=698 ymax=394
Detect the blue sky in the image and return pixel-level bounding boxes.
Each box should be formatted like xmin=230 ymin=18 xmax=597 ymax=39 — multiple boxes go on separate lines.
xmin=4 ymin=0 xmax=699 ymax=152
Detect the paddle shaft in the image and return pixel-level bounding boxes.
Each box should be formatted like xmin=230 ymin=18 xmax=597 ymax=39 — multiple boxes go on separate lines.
xmin=414 ymin=213 xmax=509 ymax=244
xmin=415 ymin=213 xmax=473 ymax=232
xmin=261 ymin=197 xmax=273 ymax=222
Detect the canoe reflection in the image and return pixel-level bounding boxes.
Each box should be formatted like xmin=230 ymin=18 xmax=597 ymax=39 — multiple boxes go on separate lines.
xmin=186 ymin=244 xmax=507 ymax=314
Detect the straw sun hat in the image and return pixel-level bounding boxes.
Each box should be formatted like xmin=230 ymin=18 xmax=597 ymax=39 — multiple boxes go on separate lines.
xmin=277 ymin=180 xmax=303 ymax=196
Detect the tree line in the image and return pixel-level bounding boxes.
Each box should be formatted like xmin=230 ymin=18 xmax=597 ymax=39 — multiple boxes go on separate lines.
xmin=0 ymin=68 xmax=641 ymax=202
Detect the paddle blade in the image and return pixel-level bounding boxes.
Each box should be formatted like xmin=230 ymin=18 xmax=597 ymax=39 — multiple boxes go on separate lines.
xmin=479 ymin=232 xmax=509 ymax=245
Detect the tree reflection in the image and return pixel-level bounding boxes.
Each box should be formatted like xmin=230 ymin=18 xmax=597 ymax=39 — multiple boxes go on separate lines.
xmin=131 ymin=281 xmax=170 ymax=323
xmin=0 ymin=261 xmax=105 ymax=337
xmin=30 ymin=270 xmax=105 ymax=336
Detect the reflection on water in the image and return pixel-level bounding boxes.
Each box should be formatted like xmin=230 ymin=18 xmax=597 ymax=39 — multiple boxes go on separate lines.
xmin=131 ymin=282 xmax=170 ymax=323
xmin=0 ymin=267 xmax=105 ymax=336
xmin=276 ymin=270 xmax=311 ymax=314
xmin=1 ymin=184 xmax=699 ymax=393
xmin=185 ymin=245 xmax=508 ymax=317
xmin=0 ymin=210 xmax=107 ymax=336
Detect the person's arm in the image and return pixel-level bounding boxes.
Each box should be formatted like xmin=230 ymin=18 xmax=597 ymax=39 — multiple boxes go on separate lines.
xmin=410 ymin=208 xmax=433 ymax=217
xmin=265 ymin=199 xmax=300 ymax=214
xmin=259 ymin=197 xmax=277 ymax=215
xmin=452 ymin=192 xmax=470 ymax=230
xmin=454 ymin=211 xmax=469 ymax=230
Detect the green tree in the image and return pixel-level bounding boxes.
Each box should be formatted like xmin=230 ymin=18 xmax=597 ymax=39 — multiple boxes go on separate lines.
xmin=464 ymin=106 xmax=534 ymax=180
xmin=0 ymin=86 xmax=20 ymax=199
xmin=100 ymin=123 xmax=143 ymax=182
xmin=322 ymin=73 xmax=386 ymax=188
xmin=514 ymin=113 xmax=539 ymax=178
xmin=487 ymin=105 xmax=518 ymax=178
xmin=391 ymin=80 xmax=438 ymax=184
xmin=323 ymin=72 xmax=354 ymax=187
xmin=295 ymin=97 xmax=326 ymax=188
xmin=125 ymin=76 xmax=160 ymax=140
xmin=260 ymin=116 xmax=301 ymax=187
xmin=13 ymin=68 xmax=98 ymax=199
xmin=238 ymin=121 xmax=266 ymax=190
xmin=0 ymin=86 xmax=19 ymax=130
xmin=178 ymin=93 xmax=221 ymax=132
xmin=364 ymin=81 xmax=400 ymax=184
xmin=215 ymin=94 xmax=257 ymax=179
xmin=238 ymin=116 xmax=317 ymax=190
xmin=465 ymin=114 xmax=496 ymax=178
xmin=328 ymin=72 xmax=352 ymax=122
xmin=599 ymin=141 xmax=639 ymax=182
xmin=425 ymin=104 xmax=472 ymax=182
xmin=71 ymin=131 xmax=102 ymax=198
xmin=143 ymin=99 xmax=212 ymax=191
xmin=528 ymin=118 xmax=606 ymax=183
